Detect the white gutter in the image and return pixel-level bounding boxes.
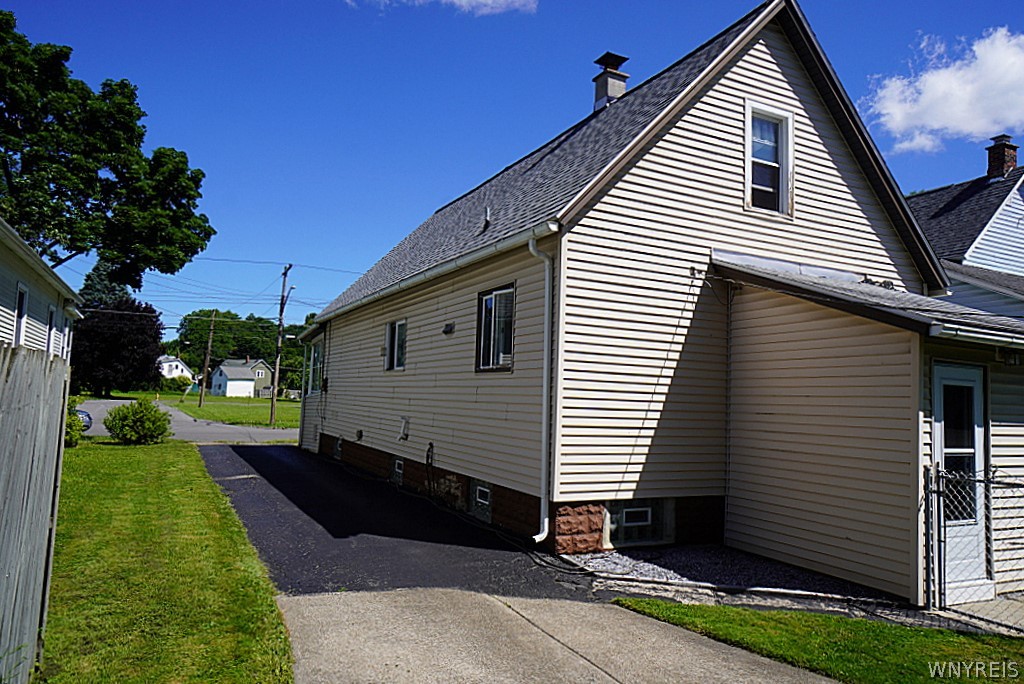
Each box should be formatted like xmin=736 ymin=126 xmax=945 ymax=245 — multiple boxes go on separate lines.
xmin=932 ymin=323 xmax=1024 ymax=350
xmin=315 ymin=219 xmax=561 ymax=328
xmin=528 ymin=236 xmax=555 ymax=544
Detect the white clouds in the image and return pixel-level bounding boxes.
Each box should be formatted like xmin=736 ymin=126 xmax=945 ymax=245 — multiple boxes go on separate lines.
xmin=867 ymin=27 xmax=1024 ymax=153
xmin=353 ymin=0 xmax=537 ymax=16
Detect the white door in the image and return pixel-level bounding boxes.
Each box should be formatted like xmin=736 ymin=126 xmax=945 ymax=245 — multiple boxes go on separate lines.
xmin=934 ymin=364 xmax=993 ymax=604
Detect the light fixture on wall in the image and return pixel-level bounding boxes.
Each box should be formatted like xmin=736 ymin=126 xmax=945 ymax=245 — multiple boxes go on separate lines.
xmin=442 ymin=322 xmax=455 ymax=335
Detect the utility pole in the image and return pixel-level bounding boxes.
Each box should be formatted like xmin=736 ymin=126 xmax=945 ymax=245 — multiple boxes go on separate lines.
xmin=270 ymin=265 xmax=293 ymax=426
xmin=198 ymin=310 xmax=216 ymax=408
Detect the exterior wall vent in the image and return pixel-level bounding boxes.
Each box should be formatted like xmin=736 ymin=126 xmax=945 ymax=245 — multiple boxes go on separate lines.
xmin=390 ymin=457 xmax=404 ymax=486
xmin=469 ymin=478 xmax=492 ymax=523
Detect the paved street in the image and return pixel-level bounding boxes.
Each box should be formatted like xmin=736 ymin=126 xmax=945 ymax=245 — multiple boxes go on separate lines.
xmin=202 ymin=444 xmax=831 ymax=683
xmin=79 ymin=398 xmax=298 ymax=443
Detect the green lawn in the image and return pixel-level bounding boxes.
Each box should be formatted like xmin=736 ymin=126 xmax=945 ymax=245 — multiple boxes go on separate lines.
xmin=615 ymin=598 xmax=1024 ymax=683
xmin=102 ymin=392 xmax=302 ymax=429
xmin=37 ymin=438 xmax=292 ymax=683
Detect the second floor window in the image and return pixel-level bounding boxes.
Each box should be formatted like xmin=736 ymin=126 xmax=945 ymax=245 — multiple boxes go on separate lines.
xmin=385 ymin=319 xmax=406 ymax=371
xmin=477 ymin=286 xmax=514 ymax=371
xmin=748 ymin=104 xmax=792 ymax=214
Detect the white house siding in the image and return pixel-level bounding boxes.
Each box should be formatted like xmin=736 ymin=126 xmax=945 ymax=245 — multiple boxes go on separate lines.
xmin=555 ymin=23 xmax=924 ymax=502
xmin=964 ymin=180 xmax=1024 ymax=276
xmin=942 ymin=280 xmax=1024 ymax=319
xmin=922 ymin=342 xmax=1024 ymax=595
xmin=0 ymin=245 xmax=69 ymax=353
xmin=728 ymin=289 xmax=921 ymax=601
xmin=307 ymin=242 xmax=550 ymax=496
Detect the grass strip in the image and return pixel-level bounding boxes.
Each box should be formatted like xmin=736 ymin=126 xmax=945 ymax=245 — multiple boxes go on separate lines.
xmin=96 ymin=392 xmax=302 ymax=429
xmin=37 ymin=438 xmax=292 ymax=683
xmin=614 ymin=598 xmax=1024 ymax=683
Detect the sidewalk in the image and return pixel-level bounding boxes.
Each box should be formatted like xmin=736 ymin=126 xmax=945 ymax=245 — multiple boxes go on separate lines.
xmin=278 ymin=588 xmax=833 ymax=683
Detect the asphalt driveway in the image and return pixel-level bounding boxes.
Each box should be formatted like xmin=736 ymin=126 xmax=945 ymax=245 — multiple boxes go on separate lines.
xmin=202 ymin=445 xmax=831 ymax=683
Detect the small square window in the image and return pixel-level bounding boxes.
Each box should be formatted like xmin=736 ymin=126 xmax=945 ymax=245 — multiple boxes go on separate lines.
xmin=385 ymin=319 xmax=407 ymax=371
xmin=477 ymin=285 xmax=514 ymax=371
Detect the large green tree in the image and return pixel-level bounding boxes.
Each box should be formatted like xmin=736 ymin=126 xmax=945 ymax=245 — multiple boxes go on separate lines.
xmin=71 ymin=296 xmax=164 ymax=396
xmin=0 ymin=11 xmax=214 ymax=288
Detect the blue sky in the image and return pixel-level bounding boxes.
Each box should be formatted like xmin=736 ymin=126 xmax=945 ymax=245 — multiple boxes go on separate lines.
xmin=8 ymin=0 xmax=1023 ymax=334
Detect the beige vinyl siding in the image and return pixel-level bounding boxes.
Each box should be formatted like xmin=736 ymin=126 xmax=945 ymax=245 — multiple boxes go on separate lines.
xmin=310 ymin=241 xmax=551 ymax=495
xmin=727 ymin=289 xmax=920 ymax=600
xmin=923 ymin=342 xmax=1024 ymax=595
xmin=556 ymin=23 xmax=924 ymax=501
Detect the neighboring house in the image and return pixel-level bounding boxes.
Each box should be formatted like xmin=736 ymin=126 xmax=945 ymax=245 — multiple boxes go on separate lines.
xmin=0 ymin=218 xmax=81 ymax=684
xmin=907 ymin=136 xmax=1024 ymax=318
xmin=301 ymin=0 xmax=1024 ymax=608
xmin=157 ymin=354 xmax=195 ymax=382
xmin=210 ymin=358 xmax=272 ymax=397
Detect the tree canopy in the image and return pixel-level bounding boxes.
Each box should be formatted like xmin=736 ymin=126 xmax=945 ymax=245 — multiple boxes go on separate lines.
xmin=71 ymin=296 xmax=164 ymax=397
xmin=0 ymin=11 xmax=214 ymax=288
xmin=168 ymin=309 xmax=310 ymax=390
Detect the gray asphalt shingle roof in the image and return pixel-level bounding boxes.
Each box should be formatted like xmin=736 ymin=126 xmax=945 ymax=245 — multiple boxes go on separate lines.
xmin=217 ymin=365 xmax=256 ymax=381
xmin=905 ymin=167 xmax=1024 ymax=261
xmin=714 ymin=257 xmax=1024 ymax=337
xmin=943 ymin=260 xmax=1024 ymax=298
xmin=318 ymin=2 xmax=769 ymax=320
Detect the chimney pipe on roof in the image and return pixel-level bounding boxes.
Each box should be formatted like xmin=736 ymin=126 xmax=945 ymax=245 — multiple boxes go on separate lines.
xmin=593 ymin=52 xmax=629 ymax=111
xmin=987 ymin=134 xmax=1018 ymax=178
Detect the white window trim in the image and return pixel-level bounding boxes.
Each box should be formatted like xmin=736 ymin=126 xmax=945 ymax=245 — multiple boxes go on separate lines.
xmin=385 ymin=319 xmax=407 ymax=371
xmin=46 ymin=305 xmax=56 ymax=356
xmin=745 ymin=100 xmax=794 ymax=216
xmin=13 ymin=283 xmax=28 ymax=347
xmin=307 ymin=339 xmax=324 ymax=395
xmin=477 ymin=286 xmax=515 ymax=371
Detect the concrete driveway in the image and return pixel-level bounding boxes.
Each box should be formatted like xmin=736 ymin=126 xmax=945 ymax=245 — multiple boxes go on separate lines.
xmin=79 ymin=398 xmax=298 ymax=443
xmin=202 ymin=444 xmax=831 ymax=683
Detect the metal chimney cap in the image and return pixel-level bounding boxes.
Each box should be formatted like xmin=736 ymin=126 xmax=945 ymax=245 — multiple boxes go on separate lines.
xmin=594 ymin=52 xmax=629 ymax=71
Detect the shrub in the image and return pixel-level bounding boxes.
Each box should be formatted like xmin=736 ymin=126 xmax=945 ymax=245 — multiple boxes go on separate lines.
xmin=103 ymin=400 xmax=172 ymax=445
xmin=65 ymin=395 xmax=85 ymax=448
xmin=160 ymin=375 xmax=193 ymax=393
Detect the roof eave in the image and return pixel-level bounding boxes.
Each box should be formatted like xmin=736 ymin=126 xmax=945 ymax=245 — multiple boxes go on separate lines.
xmin=315 ymin=219 xmax=561 ymax=326
xmin=933 ymin=323 xmax=1024 ymax=350
xmin=713 ymin=261 xmax=935 ymax=334
xmin=0 ymin=217 xmax=83 ymax=306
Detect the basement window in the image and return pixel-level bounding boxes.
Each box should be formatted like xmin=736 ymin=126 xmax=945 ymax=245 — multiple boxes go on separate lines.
xmin=385 ymin=319 xmax=407 ymax=371
xmin=477 ymin=285 xmax=514 ymax=371
xmin=604 ymin=499 xmax=675 ymax=548
xmin=747 ymin=103 xmax=793 ymax=214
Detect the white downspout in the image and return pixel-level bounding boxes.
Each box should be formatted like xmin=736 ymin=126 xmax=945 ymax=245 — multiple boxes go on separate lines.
xmin=528 ymin=237 xmax=554 ymax=543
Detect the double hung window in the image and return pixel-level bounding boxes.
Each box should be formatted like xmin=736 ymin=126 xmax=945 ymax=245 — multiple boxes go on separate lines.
xmin=385 ymin=319 xmax=407 ymax=371
xmin=477 ymin=286 xmax=514 ymax=371
xmin=747 ymin=104 xmax=793 ymax=214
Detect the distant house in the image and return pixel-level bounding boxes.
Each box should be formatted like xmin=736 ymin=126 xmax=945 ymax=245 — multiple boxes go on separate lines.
xmin=210 ymin=358 xmax=272 ymax=397
xmin=301 ymin=0 xmax=1024 ymax=610
xmin=157 ymin=354 xmax=194 ymax=382
xmin=0 ymin=217 xmax=81 ymax=684
xmin=907 ymin=135 xmax=1024 ymax=318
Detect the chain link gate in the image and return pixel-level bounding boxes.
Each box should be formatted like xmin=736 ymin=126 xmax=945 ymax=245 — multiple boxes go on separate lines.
xmin=926 ymin=466 xmax=1024 ymax=633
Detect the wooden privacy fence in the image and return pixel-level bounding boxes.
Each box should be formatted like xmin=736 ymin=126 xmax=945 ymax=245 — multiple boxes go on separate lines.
xmin=0 ymin=345 xmax=69 ymax=684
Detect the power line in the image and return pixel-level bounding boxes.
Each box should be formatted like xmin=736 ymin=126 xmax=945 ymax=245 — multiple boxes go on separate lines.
xmin=194 ymin=257 xmax=364 ymax=274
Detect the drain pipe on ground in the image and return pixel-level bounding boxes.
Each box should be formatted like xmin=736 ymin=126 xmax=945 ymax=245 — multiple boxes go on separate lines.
xmin=528 ymin=234 xmax=555 ymax=544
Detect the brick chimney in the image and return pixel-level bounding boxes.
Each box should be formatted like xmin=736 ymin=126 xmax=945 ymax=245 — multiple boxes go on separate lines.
xmin=593 ymin=52 xmax=629 ymax=111
xmin=987 ymin=134 xmax=1018 ymax=178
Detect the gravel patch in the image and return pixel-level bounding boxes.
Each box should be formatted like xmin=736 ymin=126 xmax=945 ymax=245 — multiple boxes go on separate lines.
xmin=572 ymin=545 xmax=996 ymax=633
xmin=574 ymin=545 xmax=895 ymax=600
